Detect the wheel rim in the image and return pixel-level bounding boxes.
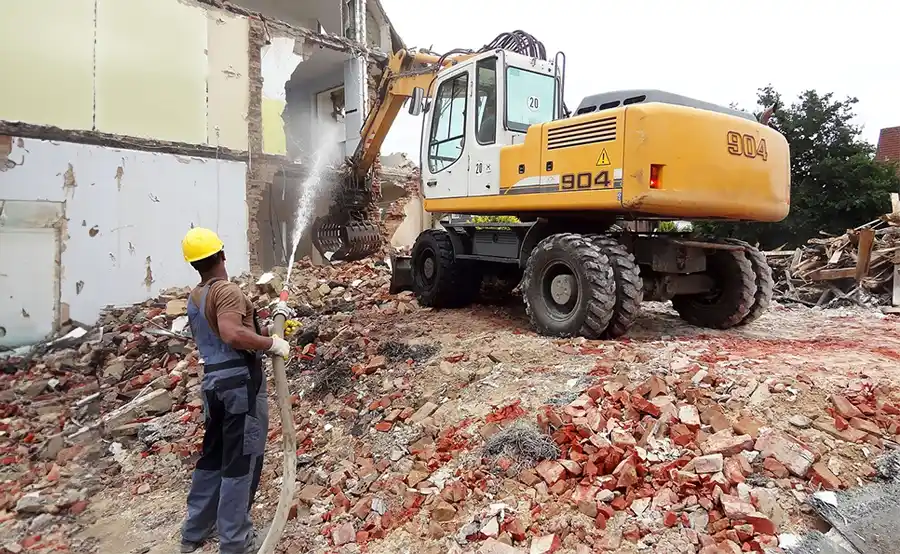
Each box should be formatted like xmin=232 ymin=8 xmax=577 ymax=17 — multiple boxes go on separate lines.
xmin=540 ymin=260 xmax=579 ymax=321
xmin=415 ymin=246 xmax=438 ymax=292
xmin=423 ymin=257 xmax=436 ymax=280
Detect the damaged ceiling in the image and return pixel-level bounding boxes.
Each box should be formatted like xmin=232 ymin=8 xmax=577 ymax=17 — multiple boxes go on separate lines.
xmin=230 ymin=0 xmax=342 ymax=36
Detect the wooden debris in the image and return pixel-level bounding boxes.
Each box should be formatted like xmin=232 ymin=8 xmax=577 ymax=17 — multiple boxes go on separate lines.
xmin=765 ymin=215 xmax=900 ymax=307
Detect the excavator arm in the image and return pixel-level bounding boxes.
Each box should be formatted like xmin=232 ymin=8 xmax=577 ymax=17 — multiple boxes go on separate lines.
xmin=312 ymin=49 xmax=470 ymax=260
xmin=312 ymin=31 xmax=548 ymax=261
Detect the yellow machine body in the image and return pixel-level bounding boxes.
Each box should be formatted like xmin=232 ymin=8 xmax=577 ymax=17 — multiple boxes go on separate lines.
xmin=424 ymin=103 xmax=790 ymax=222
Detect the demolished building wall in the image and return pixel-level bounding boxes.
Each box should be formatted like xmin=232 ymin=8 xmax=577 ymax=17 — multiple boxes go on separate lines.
xmin=0 ymin=0 xmax=405 ymax=345
xmin=0 ymin=0 xmax=254 ymax=348
xmin=0 ymin=139 xmax=249 ymax=348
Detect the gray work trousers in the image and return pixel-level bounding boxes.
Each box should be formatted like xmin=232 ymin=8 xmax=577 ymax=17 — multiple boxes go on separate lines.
xmin=181 ymin=368 xmax=269 ymax=553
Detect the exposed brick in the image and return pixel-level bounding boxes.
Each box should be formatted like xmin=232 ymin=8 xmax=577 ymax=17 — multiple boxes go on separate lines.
xmin=811 ymin=462 xmax=843 ymax=490
xmin=763 ymin=457 xmax=789 ymax=478
xmin=732 ymin=416 xmax=763 ymax=439
xmin=702 ymin=430 xmax=754 ymax=456
xmin=755 ymin=429 xmax=818 ymax=477
xmin=832 ymin=395 xmax=863 ymax=419
xmin=536 ymin=460 xmax=566 ymax=485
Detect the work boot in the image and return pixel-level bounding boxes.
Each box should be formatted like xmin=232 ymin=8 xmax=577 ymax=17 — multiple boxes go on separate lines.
xmin=179 ymin=525 xmax=217 ymax=553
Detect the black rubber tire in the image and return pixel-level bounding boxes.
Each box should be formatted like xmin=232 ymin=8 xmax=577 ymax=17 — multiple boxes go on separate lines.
xmin=725 ymin=239 xmax=774 ymax=326
xmin=588 ymin=235 xmax=643 ymax=338
xmin=671 ymin=248 xmax=757 ymax=329
xmin=411 ymin=230 xmax=479 ymax=308
xmin=522 ymin=233 xmax=616 ymax=339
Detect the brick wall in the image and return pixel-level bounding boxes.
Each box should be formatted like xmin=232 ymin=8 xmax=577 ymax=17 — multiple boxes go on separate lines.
xmin=876 ymin=126 xmax=900 ymax=163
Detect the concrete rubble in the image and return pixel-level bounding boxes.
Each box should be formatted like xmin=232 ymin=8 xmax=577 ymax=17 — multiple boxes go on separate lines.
xmin=1 ymin=256 xmax=900 ymax=553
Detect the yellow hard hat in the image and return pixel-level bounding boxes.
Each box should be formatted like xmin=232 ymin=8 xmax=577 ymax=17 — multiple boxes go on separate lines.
xmin=182 ymin=227 xmax=224 ymax=262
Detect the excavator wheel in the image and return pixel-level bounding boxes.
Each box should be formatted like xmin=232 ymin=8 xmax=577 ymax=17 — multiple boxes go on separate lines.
xmin=522 ymin=233 xmax=616 ymax=339
xmin=723 ymin=239 xmax=774 ymax=326
xmin=671 ymin=248 xmax=757 ymax=329
xmin=588 ymin=235 xmax=643 ymax=338
xmin=411 ymin=230 xmax=480 ymax=308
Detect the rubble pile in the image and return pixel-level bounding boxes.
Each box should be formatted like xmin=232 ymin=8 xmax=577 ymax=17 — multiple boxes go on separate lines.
xmin=0 ymin=257 xmax=416 ymax=552
xmin=765 ymin=218 xmax=900 ymax=308
xmin=256 ymin=333 xmax=899 ymax=553
xmin=1 ymin=251 xmax=898 ymax=553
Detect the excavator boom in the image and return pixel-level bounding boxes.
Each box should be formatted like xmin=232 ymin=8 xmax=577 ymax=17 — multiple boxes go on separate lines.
xmin=311 ymin=49 xmax=468 ymax=260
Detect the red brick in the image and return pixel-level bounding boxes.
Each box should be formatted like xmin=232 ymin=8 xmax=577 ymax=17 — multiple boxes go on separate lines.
xmin=611 ymin=495 xmax=630 ymax=510
xmin=350 ymin=496 xmax=372 ymax=519
xmin=594 ymin=512 xmax=608 ymax=530
xmin=702 ymin=430 xmax=754 ymax=456
xmin=506 ymin=518 xmax=527 ymax=542
xmin=559 ymin=459 xmax=582 ymax=476
xmin=441 ymin=481 xmax=468 ymax=503
xmin=536 ymin=460 xmax=566 ymax=485
xmin=723 ymin=457 xmax=746 ymax=484
xmin=520 ymin=468 xmax=541 ymax=486
xmin=374 ymin=422 xmax=392 ymax=432
xmin=832 ymin=395 xmax=863 ymax=419
xmin=811 ymin=462 xmax=843 ymax=490
xmin=763 ymin=457 xmax=789 ymax=478
xmin=745 ymin=513 xmax=777 ymax=536
xmin=732 ymin=416 xmax=763 ymax=439
xmin=720 ymin=494 xmax=755 ymax=519
xmin=549 ymin=479 xmax=568 ymax=495
xmin=663 ymin=511 xmax=678 ymax=527
xmin=631 ymin=395 xmax=661 ymax=417
xmin=614 ymin=459 xmax=639 ymax=489
xmin=571 ymin=484 xmax=598 ymax=504
xmin=69 ymin=500 xmax=89 ymax=515
xmin=755 ymin=429 xmax=818 ymax=477
xmin=701 ymin=405 xmax=731 ymax=433
xmin=709 ymin=517 xmax=731 ymax=534
xmin=850 ymin=417 xmax=882 ymax=436
xmin=670 ymin=424 xmax=695 ymax=446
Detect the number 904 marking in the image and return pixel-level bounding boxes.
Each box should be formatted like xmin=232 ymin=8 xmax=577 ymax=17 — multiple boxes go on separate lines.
xmin=727 ymin=131 xmax=768 ymax=161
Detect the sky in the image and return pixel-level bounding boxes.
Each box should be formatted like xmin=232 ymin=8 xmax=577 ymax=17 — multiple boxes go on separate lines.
xmin=378 ymin=0 xmax=899 ymax=161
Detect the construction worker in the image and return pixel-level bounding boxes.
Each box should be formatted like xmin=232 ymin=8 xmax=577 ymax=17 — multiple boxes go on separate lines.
xmin=179 ymin=228 xmax=290 ymax=554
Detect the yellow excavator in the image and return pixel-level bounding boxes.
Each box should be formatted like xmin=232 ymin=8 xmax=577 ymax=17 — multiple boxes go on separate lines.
xmin=312 ymin=31 xmax=790 ymax=339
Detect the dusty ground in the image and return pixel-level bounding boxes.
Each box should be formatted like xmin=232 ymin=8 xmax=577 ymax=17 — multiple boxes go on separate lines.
xmin=59 ymin=298 xmax=900 ymax=554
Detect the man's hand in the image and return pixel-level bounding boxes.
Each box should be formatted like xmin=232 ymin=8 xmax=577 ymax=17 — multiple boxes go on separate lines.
xmin=268 ymin=335 xmax=291 ymax=358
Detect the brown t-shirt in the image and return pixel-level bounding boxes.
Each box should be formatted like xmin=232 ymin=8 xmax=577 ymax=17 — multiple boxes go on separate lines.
xmin=190 ymin=280 xmax=254 ymax=339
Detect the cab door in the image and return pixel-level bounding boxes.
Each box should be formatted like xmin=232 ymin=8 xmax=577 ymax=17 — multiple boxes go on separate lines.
xmin=420 ymin=66 xmax=472 ymax=199
xmin=467 ymin=55 xmax=503 ymax=197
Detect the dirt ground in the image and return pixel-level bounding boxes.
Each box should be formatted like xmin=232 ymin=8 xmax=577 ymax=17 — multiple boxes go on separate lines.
xmin=63 ymin=299 xmax=900 ymax=554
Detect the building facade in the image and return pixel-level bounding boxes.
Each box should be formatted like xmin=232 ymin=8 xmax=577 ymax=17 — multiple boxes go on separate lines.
xmin=0 ymin=0 xmax=403 ymax=347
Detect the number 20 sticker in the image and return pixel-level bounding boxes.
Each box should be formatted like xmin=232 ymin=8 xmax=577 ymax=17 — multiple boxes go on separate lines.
xmin=527 ymin=96 xmax=540 ymax=111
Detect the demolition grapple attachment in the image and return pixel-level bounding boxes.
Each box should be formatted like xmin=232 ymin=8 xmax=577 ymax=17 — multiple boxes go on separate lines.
xmin=312 ymin=170 xmax=382 ymax=261
xmin=312 ymin=217 xmax=381 ymax=261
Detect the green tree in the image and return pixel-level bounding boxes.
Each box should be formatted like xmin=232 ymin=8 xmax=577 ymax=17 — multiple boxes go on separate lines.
xmin=698 ymin=87 xmax=900 ymax=248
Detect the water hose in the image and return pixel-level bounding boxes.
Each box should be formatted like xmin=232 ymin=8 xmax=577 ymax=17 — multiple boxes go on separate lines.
xmin=256 ymin=289 xmax=297 ymax=554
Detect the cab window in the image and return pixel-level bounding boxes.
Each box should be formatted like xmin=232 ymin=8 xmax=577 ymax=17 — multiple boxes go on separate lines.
xmin=428 ymin=72 xmax=468 ymax=173
xmin=505 ymin=66 xmax=556 ymax=132
xmin=475 ymin=58 xmax=497 ymax=145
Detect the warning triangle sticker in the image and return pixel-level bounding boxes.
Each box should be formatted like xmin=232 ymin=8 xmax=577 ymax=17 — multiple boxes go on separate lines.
xmin=596 ymin=149 xmax=611 ymax=166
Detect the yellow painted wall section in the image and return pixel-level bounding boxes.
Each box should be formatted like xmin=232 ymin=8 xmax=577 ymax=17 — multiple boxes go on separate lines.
xmin=260 ymin=36 xmax=303 ymax=156
xmin=0 ymin=0 xmax=94 ymax=130
xmin=95 ymin=0 xmax=208 ymax=144
xmin=262 ymin=99 xmax=288 ymax=156
xmin=207 ymin=11 xmax=250 ymax=151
